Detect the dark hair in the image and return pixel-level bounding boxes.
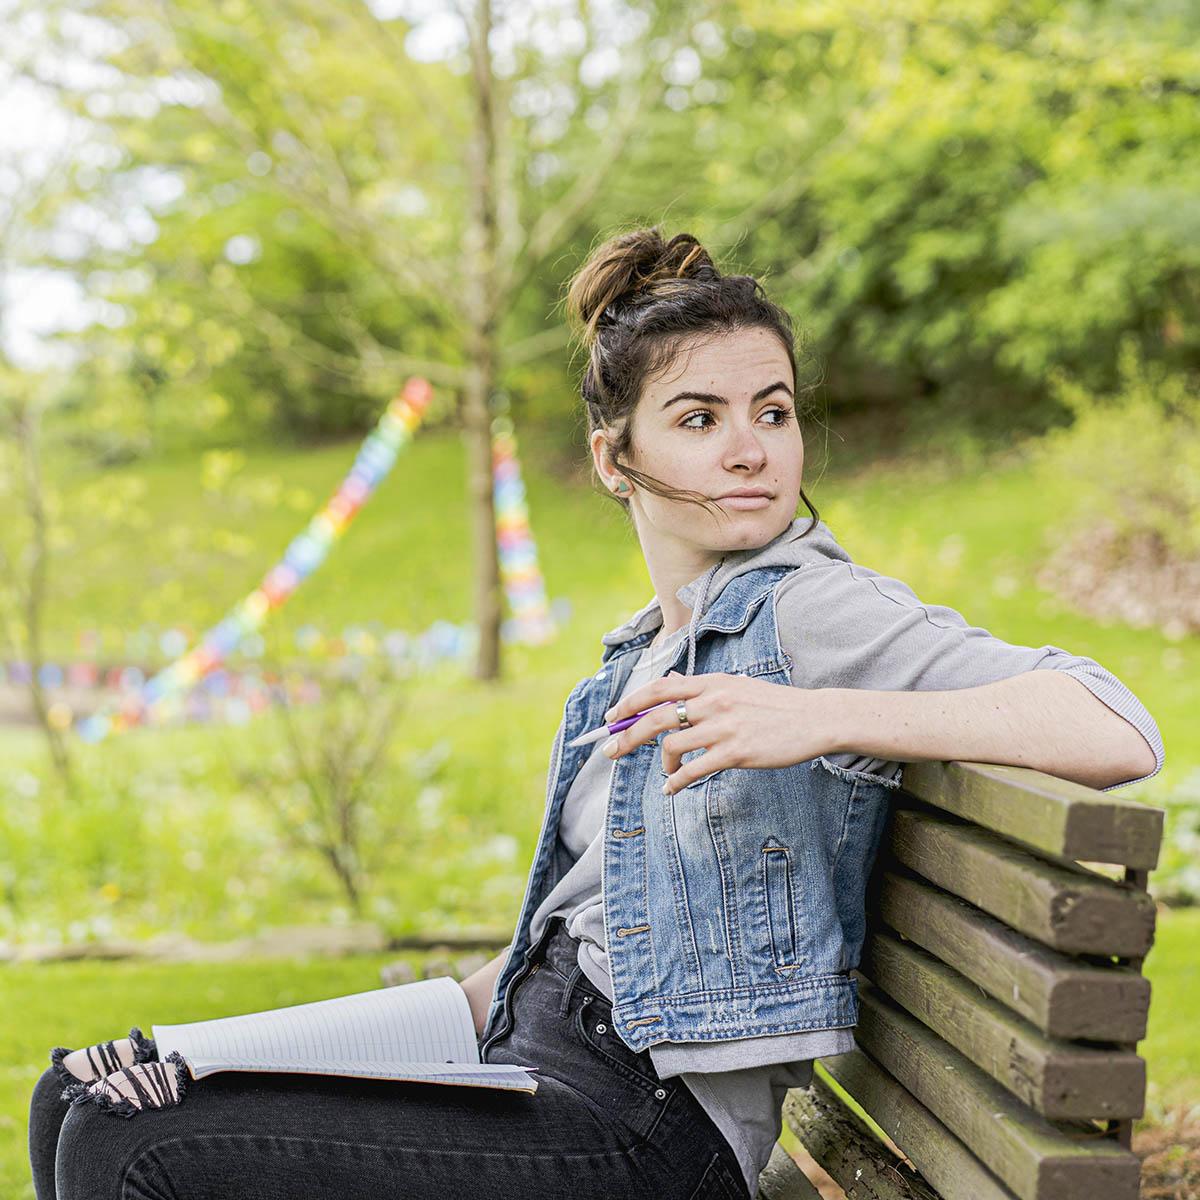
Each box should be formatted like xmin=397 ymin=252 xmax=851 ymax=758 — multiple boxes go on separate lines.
xmin=564 ymin=225 xmax=820 ymax=531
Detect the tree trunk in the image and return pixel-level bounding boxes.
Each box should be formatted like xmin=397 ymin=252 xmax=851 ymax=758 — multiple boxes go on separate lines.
xmin=462 ymin=0 xmax=503 ymax=682
xmin=16 ymin=400 xmax=75 ymax=793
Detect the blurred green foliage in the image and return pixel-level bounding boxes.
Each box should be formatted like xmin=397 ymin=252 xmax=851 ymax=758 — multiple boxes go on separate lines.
xmin=14 ymin=0 xmax=1197 ymax=452
xmin=2 ymin=0 xmax=1195 ymax=937
xmin=1028 ymin=343 xmax=1200 ymax=562
xmin=739 ymin=0 xmax=1200 ymax=410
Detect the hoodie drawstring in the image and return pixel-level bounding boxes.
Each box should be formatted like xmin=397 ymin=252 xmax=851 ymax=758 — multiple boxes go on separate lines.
xmin=684 ymin=558 xmax=724 ymax=677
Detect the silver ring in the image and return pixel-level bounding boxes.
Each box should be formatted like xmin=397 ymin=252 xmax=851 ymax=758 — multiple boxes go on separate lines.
xmin=676 ymin=701 xmax=690 ymax=729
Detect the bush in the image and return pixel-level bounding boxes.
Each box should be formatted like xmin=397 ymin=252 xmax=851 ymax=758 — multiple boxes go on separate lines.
xmin=1026 ymin=345 xmax=1200 ymax=634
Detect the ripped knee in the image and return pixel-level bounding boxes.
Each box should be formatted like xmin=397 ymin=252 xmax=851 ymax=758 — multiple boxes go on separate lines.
xmin=51 ymin=1027 xmax=158 ymax=1090
xmin=63 ymin=1052 xmax=191 ymax=1119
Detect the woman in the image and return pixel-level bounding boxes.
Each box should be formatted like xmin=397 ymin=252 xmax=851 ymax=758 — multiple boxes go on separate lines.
xmin=29 ymin=227 xmax=1163 ymax=1200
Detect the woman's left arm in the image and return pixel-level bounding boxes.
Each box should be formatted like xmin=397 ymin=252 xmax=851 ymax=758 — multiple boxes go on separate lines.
xmin=603 ymin=668 xmax=1155 ymax=794
xmin=820 ymin=669 xmax=1158 ymax=791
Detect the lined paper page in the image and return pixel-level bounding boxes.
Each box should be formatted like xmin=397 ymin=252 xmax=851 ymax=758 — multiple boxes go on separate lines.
xmin=153 ymin=977 xmax=480 ymax=1067
xmin=182 ymin=1058 xmax=538 ymax=1093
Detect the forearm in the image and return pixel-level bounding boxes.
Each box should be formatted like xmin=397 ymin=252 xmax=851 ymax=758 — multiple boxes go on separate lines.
xmin=821 ymin=670 xmax=1158 ymax=791
xmin=458 ymin=945 xmax=512 ymax=1037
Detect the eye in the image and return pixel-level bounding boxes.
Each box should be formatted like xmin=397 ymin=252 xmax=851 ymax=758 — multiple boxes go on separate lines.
xmin=679 ymin=406 xmax=794 ymax=430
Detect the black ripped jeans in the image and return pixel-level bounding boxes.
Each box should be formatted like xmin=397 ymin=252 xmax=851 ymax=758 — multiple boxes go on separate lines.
xmin=28 ymin=915 xmax=749 ymax=1199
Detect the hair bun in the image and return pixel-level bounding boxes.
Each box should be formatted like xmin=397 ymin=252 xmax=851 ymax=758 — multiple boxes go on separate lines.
xmin=565 ymin=226 xmax=719 ymax=343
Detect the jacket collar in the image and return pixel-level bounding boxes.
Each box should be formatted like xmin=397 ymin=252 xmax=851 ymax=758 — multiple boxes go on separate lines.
xmin=599 ymin=515 xmax=849 ymax=673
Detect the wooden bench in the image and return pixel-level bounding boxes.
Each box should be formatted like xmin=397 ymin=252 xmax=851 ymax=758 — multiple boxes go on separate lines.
xmin=759 ymin=759 xmax=1164 ymax=1200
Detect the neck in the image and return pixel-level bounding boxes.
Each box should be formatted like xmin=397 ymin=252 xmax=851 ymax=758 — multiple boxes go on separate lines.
xmin=643 ymin=551 xmax=725 ymax=640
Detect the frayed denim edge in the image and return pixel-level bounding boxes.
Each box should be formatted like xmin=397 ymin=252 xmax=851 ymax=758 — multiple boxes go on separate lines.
xmin=65 ymin=1080 xmax=140 ymax=1119
xmin=48 ymin=1046 xmax=78 ymax=1091
xmin=129 ymin=1026 xmax=158 ymax=1063
xmin=809 ymin=756 xmax=902 ymax=791
xmin=49 ymin=1026 xmax=158 ymax=1091
xmin=62 ymin=1051 xmax=191 ymax=1119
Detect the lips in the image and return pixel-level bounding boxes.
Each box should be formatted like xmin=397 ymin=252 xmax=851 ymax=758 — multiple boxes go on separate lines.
xmin=718 ymin=492 xmax=773 ymax=509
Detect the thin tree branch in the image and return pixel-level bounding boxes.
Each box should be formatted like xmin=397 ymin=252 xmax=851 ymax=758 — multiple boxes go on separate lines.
xmin=505 ymin=321 xmax=571 ymax=366
xmin=326 ymin=302 xmax=469 ymax=390
xmin=144 ymin=0 xmax=463 ymax=313
xmin=497 ymin=1 xmax=694 ymax=299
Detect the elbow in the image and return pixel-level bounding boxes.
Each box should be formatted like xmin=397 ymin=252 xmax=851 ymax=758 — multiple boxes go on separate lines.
xmin=1125 ymin=737 xmax=1159 ymax=781
xmin=1057 ymin=673 xmax=1161 ymax=785
xmin=1119 ymin=711 xmax=1160 ymax=779
xmin=1102 ymin=733 xmax=1159 ymax=789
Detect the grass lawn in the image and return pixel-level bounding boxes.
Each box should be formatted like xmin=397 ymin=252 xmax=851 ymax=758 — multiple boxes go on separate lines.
xmin=1141 ymin=908 xmax=1200 ymax=1116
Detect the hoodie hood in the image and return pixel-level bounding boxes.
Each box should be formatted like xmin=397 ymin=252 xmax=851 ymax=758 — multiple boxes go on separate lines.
xmin=600 ymin=515 xmax=853 ymax=675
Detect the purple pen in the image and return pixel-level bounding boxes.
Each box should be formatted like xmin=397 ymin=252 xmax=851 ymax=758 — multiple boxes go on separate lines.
xmin=566 ymin=699 xmax=679 ymax=749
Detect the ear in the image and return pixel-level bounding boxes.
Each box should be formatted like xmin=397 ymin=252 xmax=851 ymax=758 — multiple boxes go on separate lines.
xmin=590 ymin=428 xmax=618 ymax=489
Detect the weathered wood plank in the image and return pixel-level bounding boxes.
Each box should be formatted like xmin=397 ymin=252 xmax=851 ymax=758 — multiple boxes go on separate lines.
xmin=859 ymin=932 xmax=1145 ymax=1119
xmin=899 ymin=762 xmax=1163 ymax=870
xmin=875 ymin=870 xmax=1150 ymax=1041
xmin=784 ymin=1076 xmax=941 ymax=1200
xmin=758 ymin=1143 xmax=822 ymax=1200
xmin=853 ymin=981 xmax=1141 ymax=1200
xmin=886 ymin=808 xmax=1156 ymax=957
xmin=819 ymin=1047 xmax=1018 ymax=1200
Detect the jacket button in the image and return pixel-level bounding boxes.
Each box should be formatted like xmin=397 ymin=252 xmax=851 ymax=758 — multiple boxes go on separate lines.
xmin=595 ymin=670 xmax=607 ymax=680
xmin=654 ymin=1088 xmax=667 ymax=1100
xmin=595 ymin=1023 xmax=607 ymax=1034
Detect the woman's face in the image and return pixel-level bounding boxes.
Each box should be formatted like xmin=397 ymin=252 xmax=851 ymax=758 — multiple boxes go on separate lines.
xmin=597 ymin=326 xmax=804 ymax=556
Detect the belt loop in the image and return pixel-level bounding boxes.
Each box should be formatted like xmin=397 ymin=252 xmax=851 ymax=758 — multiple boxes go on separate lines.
xmin=558 ymin=963 xmax=585 ymax=1017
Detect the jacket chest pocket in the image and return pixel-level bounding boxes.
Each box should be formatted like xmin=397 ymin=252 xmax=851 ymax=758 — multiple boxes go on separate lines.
xmin=760 ymin=838 xmax=805 ymax=971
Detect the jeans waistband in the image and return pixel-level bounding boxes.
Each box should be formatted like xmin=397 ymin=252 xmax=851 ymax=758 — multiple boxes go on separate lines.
xmin=530 ymin=916 xmax=601 ymax=1015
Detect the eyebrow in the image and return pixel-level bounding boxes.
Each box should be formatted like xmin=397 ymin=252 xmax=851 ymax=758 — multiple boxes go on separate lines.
xmin=660 ymin=381 xmax=794 ymax=411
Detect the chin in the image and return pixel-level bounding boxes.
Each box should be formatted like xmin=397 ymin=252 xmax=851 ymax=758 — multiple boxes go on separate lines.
xmin=709 ymin=509 xmax=792 ymax=549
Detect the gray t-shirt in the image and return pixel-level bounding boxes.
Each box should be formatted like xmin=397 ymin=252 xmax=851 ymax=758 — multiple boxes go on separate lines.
xmin=528 ymin=522 xmax=1166 ymax=1197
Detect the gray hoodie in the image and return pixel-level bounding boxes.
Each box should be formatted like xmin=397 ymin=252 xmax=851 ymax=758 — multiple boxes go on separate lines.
xmin=528 ymin=514 xmax=1164 ymax=1197
xmin=600 ymin=514 xmax=1163 ymax=790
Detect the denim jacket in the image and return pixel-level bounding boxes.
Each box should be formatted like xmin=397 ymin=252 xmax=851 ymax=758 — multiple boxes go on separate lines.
xmin=482 ymin=559 xmax=895 ymax=1056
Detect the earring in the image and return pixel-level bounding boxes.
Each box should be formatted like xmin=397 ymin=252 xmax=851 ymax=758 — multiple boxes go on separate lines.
xmin=614 ymin=481 xmax=630 ymax=495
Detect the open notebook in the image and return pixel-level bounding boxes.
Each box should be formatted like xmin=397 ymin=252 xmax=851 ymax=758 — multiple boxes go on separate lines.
xmin=152 ymin=976 xmax=537 ymax=1093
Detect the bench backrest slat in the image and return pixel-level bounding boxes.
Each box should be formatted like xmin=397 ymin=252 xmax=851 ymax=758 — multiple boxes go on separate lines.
xmin=888 ymin=807 xmax=1156 ymax=956
xmin=814 ymin=1048 xmax=1018 ymax=1200
xmin=899 ymin=762 xmax=1162 ymax=869
xmin=876 ymin=869 xmax=1150 ymax=1041
xmin=859 ymin=931 xmax=1145 ymax=1120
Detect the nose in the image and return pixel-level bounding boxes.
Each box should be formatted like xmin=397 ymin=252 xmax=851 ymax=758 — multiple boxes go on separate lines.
xmin=723 ymin=419 xmax=769 ymax=472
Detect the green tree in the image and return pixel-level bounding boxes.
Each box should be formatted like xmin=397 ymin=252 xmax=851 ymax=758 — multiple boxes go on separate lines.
xmin=34 ymin=0 xmax=725 ymax=681
xmin=706 ymin=0 xmax=1200 ymax=425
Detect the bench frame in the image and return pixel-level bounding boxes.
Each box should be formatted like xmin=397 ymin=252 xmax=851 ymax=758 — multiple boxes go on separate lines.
xmin=760 ymin=759 xmax=1164 ymax=1200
